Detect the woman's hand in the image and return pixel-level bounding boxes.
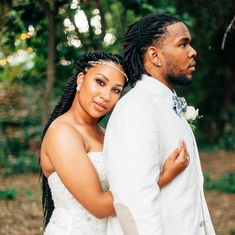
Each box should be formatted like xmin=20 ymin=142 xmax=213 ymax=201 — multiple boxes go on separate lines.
xmin=158 ymin=140 xmax=189 ymax=188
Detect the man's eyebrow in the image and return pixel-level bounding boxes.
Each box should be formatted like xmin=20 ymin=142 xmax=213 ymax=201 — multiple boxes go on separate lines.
xmin=178 ymin=36 xmax=191 ymax=42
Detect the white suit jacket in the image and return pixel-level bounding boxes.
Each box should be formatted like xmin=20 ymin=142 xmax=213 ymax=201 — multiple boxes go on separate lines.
xmin=104 ymin=75 xmax=215 ymax=235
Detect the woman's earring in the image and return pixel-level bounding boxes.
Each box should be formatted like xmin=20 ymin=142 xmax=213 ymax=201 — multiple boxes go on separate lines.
xmin=76 ymin=84 xmax=81 ymax=92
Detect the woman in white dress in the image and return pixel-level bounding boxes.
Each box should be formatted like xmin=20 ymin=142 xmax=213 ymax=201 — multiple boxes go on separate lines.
xmin=40 ymin=51 xmax=189 ymax=234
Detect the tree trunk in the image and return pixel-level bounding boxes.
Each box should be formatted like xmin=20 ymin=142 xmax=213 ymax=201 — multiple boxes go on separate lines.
xmin=42 ymin=2 xmax=56 ymax=125
xmin=0 ymin=1 xmax=11 ymax=34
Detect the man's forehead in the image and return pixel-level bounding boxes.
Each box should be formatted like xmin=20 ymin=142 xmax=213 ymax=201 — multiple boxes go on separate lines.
xmin=165 ymin=22 xmax=191 ymax=41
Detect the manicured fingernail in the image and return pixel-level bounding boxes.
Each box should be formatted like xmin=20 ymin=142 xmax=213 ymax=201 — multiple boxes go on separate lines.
xmin=179 ymin=139 xmax=184 ymax=146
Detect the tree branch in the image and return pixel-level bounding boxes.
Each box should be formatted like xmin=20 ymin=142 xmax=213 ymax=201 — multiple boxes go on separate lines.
xmin=67 ymin=14 xmax=80 ymax=38
xmin=221 ymin=15 xmax=235 ymax=50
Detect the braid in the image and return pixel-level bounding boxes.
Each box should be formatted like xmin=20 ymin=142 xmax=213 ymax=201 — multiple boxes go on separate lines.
xmin=123 ymin=13 xmax=182 ymax=86
xmin=41 ymin=174 xmax=54 ymax=227
xmin=40 ymin=50 xmax=125 ymax=229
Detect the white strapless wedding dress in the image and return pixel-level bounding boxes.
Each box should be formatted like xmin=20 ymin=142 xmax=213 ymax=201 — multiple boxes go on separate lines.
xmin=44 ymin=152 xmax=109 ymax=235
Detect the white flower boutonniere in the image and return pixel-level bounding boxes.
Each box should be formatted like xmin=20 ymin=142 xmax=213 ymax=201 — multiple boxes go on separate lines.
xmin=183 ymin=106 xmax=202 ymax=131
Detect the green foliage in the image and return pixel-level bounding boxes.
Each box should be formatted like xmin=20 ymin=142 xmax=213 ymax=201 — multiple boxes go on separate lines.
xmin=0 ymin=122 xmax=40 ymax=175
xmin=174 ymin=0 xmax=235 ymax=149
xmin=0 ymin=0 xmax=235 ymax=175
xmin=0 ymin=187 xmax=17 ymax=200
xmin=25 ymin=189 xmax=34 ymax=199
xmin=217 ymin=108 xmax=235 ymax=150
xmin=229 ymin=228 xmax=235 ymax=235
xmin=204 ymin=172 xmax=235 ymax=193
xmin=1 ymin=152 xmax=39 ymax=176
xmin=0 ymin=86 xmax=41 ymax=175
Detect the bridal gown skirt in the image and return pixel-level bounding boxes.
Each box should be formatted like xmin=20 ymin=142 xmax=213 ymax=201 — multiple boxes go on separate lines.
xmin=44 ymin=152 xmax=108 ymax=235
xmin=44 ymin=206 xmax=108 ymax=235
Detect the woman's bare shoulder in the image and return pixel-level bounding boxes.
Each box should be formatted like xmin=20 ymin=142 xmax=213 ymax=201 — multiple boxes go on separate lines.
xmin=42 ymin=115 xmax=85 ymax=150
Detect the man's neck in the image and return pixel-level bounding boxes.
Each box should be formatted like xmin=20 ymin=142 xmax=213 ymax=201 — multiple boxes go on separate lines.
xmin=145 ymin=72 xmax=174 ymax=91
xmin=144 ymin=61 xmax=174 ymax=91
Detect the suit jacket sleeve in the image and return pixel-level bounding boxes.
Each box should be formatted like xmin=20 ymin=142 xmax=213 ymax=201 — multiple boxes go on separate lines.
xmin=104 ymin=100 xmax=163 ymax=235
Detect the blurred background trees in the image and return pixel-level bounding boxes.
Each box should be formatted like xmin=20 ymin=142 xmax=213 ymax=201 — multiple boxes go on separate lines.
xmin=0 ymin=0 xmax=235 ymax=174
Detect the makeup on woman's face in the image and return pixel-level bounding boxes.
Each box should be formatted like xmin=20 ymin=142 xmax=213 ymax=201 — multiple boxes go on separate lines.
xmin=78 ymin=62 xmax=125 ymax=119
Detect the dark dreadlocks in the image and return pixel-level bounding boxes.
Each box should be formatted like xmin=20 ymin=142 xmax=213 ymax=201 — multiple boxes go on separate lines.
xmin=123 ymin=13 xmax=182 ymax=86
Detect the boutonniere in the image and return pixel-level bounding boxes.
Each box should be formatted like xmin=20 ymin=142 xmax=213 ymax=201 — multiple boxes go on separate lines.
xmin=182 ymin=106 xmax=203 ymax=131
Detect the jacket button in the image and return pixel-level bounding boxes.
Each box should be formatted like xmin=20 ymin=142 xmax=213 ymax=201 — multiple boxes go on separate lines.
xmin=200 ymin=221 xmax=205 ymax=227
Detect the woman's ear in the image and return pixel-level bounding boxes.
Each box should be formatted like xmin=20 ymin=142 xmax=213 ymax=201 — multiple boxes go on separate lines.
xmin=76 ymin=72 xmax=85 ymax=92
xmin=146 ymin=46 xmax=161 ymax=66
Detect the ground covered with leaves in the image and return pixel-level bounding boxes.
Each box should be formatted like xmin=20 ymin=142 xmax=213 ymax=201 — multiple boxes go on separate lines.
xmin=0 ymin=151 xmax=234 ymax=235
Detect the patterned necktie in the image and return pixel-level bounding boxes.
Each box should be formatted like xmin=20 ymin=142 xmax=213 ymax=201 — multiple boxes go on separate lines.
xmin=172 ymin=95 xmax=187 ymax=115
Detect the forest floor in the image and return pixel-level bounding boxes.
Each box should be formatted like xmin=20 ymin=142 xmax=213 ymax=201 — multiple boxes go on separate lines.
xmin=0 ymin=151 xmax=234 ymax=235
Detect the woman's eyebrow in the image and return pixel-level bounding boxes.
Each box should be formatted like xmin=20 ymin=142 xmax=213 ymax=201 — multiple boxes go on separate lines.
xmin=96 ymin=73 xmax=109 ymax=81
xmin=96 ymin=73 xmax=124 ymax=87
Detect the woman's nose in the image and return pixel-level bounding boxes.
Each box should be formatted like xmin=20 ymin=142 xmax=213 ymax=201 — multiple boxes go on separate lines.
xmin=100 ymin=89 xmax=111 ymax=101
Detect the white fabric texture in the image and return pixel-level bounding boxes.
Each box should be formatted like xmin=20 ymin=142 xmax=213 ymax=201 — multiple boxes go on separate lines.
xmin=104 ymin=74 xmax=216 ymax=235
xmin=44 ymin=152 xmax=108 ymax=235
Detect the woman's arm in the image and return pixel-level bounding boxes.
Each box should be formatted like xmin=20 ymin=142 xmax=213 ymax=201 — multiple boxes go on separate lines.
xmin=42 ymin=123 xmax=188 ymax=219
xmin=158 ymin=140 xmax=189 ymax=188
xmin=42 ymin=124 xmax=115 ymax=219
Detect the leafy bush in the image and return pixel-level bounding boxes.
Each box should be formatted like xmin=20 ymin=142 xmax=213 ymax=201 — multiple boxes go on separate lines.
xmin=229 ymin=228 xmax=235 ymax=235
xmin=0 ymin=187 xmax=17 ymax=200
xmin=204 ymin=172 xmax=235 ymax=193
xmin=2 ymin=151 xmax=39 ymax=175
xmin=0 ymin=117 xmax=40 ymax=175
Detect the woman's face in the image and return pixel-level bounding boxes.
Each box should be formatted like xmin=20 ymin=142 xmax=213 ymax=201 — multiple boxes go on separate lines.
xmin=77 ymin=61 xmax=125 ymax=119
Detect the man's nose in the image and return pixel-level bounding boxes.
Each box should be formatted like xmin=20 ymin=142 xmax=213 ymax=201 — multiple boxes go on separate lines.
xmin=189 ymin=46 xmax=197 ymax=58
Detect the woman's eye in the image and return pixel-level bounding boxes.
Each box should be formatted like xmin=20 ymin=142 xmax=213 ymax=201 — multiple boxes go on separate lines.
xmin=112 ymin=88 xmax=122 ymax=94
xmin=181 ymin=43 xmax=187 ymax=48
xmin=96 ymin=79 xmax=105 ymax=86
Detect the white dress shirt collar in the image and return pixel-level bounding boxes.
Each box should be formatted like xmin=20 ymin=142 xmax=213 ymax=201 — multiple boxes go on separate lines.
xmin=138 ymin=74 xmax=176 ymax=105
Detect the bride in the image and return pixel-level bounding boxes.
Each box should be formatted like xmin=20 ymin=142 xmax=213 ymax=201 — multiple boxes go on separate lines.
xmin=40 ymin=51 xmax=189 ymax=234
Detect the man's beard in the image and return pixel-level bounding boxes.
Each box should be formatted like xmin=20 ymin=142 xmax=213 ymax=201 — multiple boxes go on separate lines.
xmin=167 ymin=74 xmax=192 ymax=86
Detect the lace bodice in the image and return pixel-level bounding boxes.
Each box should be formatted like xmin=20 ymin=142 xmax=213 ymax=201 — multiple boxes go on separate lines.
xmin=44 ymin=152 xmax=109 ymax=235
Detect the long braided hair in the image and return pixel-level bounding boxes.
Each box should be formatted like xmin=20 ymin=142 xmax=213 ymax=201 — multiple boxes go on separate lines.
xmin=123 ymin=13 xmax=182 ymax=86
xmin=40 ymin=50 xmax=125 ymax=228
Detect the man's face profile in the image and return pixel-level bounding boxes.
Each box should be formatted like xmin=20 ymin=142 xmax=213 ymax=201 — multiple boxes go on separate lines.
xmin=160 ymin=22 xmax=197 ymax=86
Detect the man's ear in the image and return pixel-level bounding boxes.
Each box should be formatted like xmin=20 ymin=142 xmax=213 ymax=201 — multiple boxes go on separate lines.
xmin=146 ymin=46 xmax=161 ymax=66
xmin=76 ymin=72 xmax=85 ymax=87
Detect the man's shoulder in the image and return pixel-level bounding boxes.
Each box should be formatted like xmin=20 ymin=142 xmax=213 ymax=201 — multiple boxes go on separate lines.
xmin=118 ymin=83 xmax=154 ymax=106
xmin=111 ymin=84 xmax=158 ymax=118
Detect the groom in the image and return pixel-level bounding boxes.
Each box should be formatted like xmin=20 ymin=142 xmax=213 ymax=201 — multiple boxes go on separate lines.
xmin=104 ymin=13 xmax=215 ymax=235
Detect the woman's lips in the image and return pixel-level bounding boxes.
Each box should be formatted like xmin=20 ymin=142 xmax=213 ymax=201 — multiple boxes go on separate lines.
xmin=93 ymin=101 xmax=107 ymax=111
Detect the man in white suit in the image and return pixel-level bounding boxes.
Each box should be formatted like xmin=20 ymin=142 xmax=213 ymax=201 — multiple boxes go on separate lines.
xmin=104 ymin=13 xmax=215 ymax=235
